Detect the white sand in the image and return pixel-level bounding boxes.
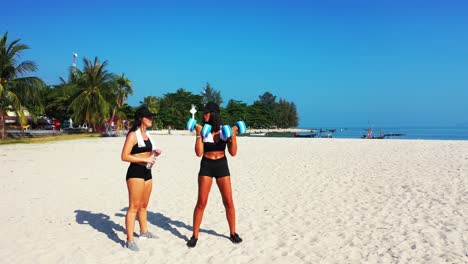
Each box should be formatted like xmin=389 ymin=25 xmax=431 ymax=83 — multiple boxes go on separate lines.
xmin=0 ymin=136 xmax=467 ymax=263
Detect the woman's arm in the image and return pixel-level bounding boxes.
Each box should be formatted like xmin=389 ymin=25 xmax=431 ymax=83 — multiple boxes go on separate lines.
xmin=227 ymin=126 xmax=238 ymax=156
xmin=194 ymin=124 xmax=204 ymax=157
xmin=121 ymin=132 xmax=156 ymax=164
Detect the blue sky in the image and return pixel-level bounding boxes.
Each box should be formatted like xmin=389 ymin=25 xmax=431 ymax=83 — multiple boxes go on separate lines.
xmin=3 ymin=0 xmax=468 ymax=127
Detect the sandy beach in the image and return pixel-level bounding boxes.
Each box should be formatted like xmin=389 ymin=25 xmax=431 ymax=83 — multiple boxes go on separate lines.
xmin=0 ymin=135 xmax=467 ymax=263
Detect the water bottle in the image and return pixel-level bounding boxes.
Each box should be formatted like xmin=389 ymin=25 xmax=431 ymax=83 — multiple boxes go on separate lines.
xmin=146 ymin=152 xmax=156 ymax=169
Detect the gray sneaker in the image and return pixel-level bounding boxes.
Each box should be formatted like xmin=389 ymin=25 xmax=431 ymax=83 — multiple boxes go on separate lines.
xmin=125 ymin=240 xmax=139 ymax=251
xmin=139 ymin=231 xmax=157 ymax=239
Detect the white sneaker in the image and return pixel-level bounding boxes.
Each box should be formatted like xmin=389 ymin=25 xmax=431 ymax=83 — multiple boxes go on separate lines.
xmin=139 ymin=231 xmax=157 ymax=239
xmin=125 ymin=240 xmax=139 ymax=251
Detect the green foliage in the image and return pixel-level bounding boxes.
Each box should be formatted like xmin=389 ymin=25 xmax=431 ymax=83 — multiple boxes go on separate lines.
xmin=140 ymin=96 xmax=160 ymax=114
xmin=225 ymin=99 xmax=248 ymax=125
xmin=109 ymin=73 xmax=133 ymax=124
xmin=258 ymin=91 xmax=277 ymax=110
xmin=120 ymin=104 xmax=135 ymax=120
xmin=1 ymin=32 xmax=300 ymax=137
xmin=140 ymin=96 xmax=161 ymax=129
xmin=248 ymin=101 xmax=275 ymax=128
xmin=243 ymin=92 xmax=299 ymax=129
xmin=0 ymin=32 xmax=46 ymax=139
xmin=68 ymin=57 xmax=114 ymax=129
xmin=275 ymin=98 xmax=298 ymax=128
xmin=288 ymin=102 xmax=299 ymax=127
xmin=201 ymin=82 xmax=223 ymax=105
xmin=43 ymin=83 xmax=76 ymax=122
xmin=115 ymin=73 xmax=133 ymax=108
xmin=157 ymin=88 xmax=203 ymax=129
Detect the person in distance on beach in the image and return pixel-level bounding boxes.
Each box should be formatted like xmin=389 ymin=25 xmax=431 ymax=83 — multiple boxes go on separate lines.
xmin=121 ymin=106 xmax=162 ymax=251
xmin=186 ymin=101 xmax=243 ymax=248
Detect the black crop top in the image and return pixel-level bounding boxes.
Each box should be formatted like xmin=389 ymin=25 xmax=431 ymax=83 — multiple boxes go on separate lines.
xmin=130 ymin=139 xmax=152 ymax=154
xmin=204 ymin=139 xmax=227 ymax=153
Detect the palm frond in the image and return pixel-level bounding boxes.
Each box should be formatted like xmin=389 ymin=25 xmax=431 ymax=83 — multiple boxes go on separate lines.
xmin=16 ymin=60 xmax=38 ymax=75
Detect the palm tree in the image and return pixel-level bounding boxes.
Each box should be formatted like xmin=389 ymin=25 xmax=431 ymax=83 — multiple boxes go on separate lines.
xmin=0 ymin=32 xmax=45 ymax=139
xmin=140 ymin=95 xmax=160 ymax=114
xmin=69 ymin=57 xmax=114 ymax=131
xmin=139 ymin=96 xmax=161 ymax=130
xmin=43 ymin=77 xmax=78 ymax=123
xmin=112 ymin=73 xmax=133 ymax=130
xmin=115 ymin=73 xmax=133 ymax=108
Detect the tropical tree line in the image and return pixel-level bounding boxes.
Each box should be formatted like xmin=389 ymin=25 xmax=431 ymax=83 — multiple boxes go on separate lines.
xmin=140 ymin=88 xmax=299 ymax=130
xmin=0 ymin=32 xmax=298 ymax=139
xmin=0 ymin=32 xmax=45 ymax=139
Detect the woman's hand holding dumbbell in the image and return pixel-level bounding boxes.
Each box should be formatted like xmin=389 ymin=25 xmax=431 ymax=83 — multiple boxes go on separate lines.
xmin=232 ymin=125 xmax=239 ymax=135
xmin=195 ymin=124 xmax=203 ymax=135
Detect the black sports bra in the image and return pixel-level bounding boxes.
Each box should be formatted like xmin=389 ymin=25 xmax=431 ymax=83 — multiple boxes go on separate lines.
xmin=131 ymin=139 xmax=152 ymax=154
xmin=203 ymin=135 xmax=227 ymax=153
xmin=203 ymin=139 xmax=227 ymax=153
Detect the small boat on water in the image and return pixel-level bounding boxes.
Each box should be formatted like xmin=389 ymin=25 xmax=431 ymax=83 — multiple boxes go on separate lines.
xmin=309 ymin=128 xmax=335 ymax=138
xmin=294 ymin=132 xmax=316 ymax=138
xmin=249 ymin=132 xmax=267 ymax=137
xmin=361 ymin=128 xmax=405 ymax=139
xmin=248 ymin=129 xmax=336 ymax=138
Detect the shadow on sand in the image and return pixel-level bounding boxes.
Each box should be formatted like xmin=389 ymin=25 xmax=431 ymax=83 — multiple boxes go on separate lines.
xmin=116 ymin=208 xmax=229 ymax=241
xmin=74 ymin=210 xmax=126 ymax=247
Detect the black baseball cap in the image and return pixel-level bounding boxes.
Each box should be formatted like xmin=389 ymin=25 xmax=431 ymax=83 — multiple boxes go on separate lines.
xmin=135 ymin=106 xmax=157 ymax=119
xmin=204 ymin=102 xmax=220 ymax=113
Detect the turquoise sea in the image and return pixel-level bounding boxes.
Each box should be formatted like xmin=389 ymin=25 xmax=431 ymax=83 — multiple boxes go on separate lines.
xmin=297 ymin=126 xmax=468 ymax=141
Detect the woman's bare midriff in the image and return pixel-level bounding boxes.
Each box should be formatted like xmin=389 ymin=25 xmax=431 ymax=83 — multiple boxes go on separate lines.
xmin=133 ymin=152 xmax=152 ymax=166
xmin=204 ymin=151 xmax=225 ymax=160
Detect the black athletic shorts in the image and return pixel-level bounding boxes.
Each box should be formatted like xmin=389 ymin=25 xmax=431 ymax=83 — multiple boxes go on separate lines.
xmin=126 ymin=163 xmax=152 ymax=181
xmin=198 ymin=156 xmax=230 ymax=179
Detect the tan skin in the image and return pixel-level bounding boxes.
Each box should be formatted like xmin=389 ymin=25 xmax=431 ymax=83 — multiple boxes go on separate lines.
xmin=191 ymin=112 xmax=239 ymax=239
xmin=121 ymin=116 xmax=161 ymax=242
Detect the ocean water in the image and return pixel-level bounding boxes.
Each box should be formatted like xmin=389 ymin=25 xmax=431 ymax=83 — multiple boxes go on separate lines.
xmin=300 ymin=126 xmax=468 ymax=141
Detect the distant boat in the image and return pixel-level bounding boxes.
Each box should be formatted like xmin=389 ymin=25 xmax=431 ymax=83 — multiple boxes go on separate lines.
xmin=384 ymin=133 xmax=405 ymax=137
xmin=317 ymin=133 xmax=333 ymax=138
xmin=309 ymin=128 xmax=335 ymax=138
xmin=249 ymin=132 xmax=266 ymax=137
xmin=294 ymin=132 xmax=316 ymax=138
xmin=361 ymin=128 xmax=405 ymax=139
xmin=361 ymin=134 xmax=385 ymax=139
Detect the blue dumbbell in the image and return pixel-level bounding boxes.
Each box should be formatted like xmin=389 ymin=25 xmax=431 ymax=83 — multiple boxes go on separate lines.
xmin=236 ymin=121 xmax=247 ymax=134
xmin=186 ymin=118 xmax=212 ymax=138
xmin=221 ymin=125 xmax=233 ymax=139
xmin=186 ymin=118 xmax=197 ymax=131
xmin=220 ymin=121 xmax=247 ymax=140
xmin=201 ymin=124 xmax=212 ymax=138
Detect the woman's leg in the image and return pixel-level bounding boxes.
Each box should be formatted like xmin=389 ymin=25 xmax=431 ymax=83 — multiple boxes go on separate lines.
xmin=126 ymin=178 xmax=145 ymax=241
xmin=216 ymin=176 xmax=236 ymax=235
xmin=137 ymin=179 xmax=153 ymax=234
xmin=192 ymin=176 xmax=213 ymax=238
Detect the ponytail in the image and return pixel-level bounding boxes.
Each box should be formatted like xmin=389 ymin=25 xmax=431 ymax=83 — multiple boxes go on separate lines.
xmin=205 ymin=112 xmax=222 ymax=132
xmin=127 ymin=119 xmax=141 ymax=135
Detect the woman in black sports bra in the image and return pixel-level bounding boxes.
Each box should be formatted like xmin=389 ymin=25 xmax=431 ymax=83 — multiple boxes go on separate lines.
xmin=121 ymin=106 xmax=161 ymax=251
xmin=186 ymin=102 xmax=243 ymax=248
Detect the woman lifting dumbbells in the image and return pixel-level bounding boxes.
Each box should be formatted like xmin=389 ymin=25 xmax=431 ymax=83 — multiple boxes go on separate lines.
xmin=186 ymin=101 xmax=246 ymax=248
